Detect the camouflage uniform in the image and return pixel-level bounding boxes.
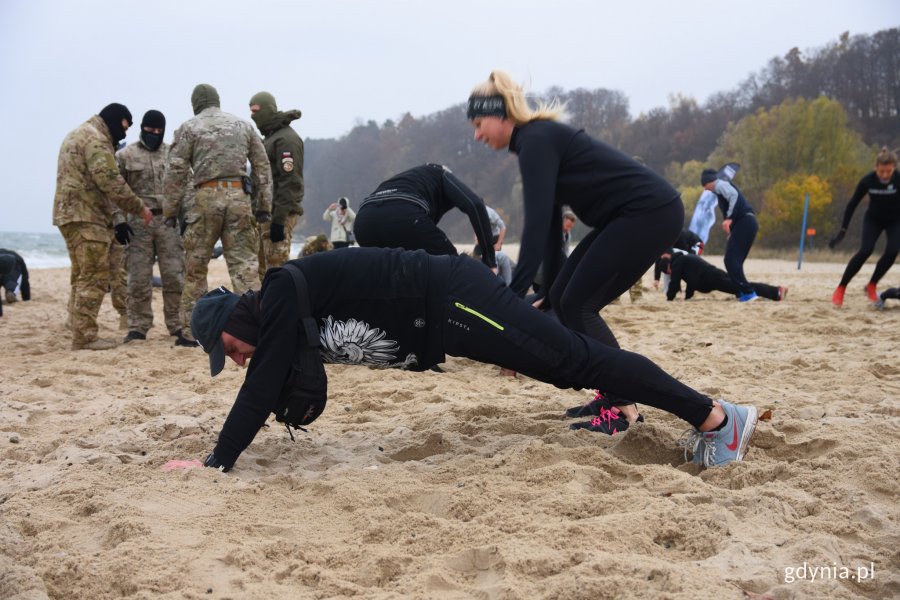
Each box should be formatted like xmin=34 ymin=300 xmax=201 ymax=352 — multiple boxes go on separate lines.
xmin=108 ymin=241 xmax=128 ymax=326
xmin=163 ymin=84 xmax=272 ymax=340
xmin=117 ymin=140 xmax=185 ymax=335
xmin=53 ymin=115 xmax=147 ymax=349
xmin=301 ymin=233 xmax=333 ymax=256
xmin=249 ymin=92 xmax=305 ymax=281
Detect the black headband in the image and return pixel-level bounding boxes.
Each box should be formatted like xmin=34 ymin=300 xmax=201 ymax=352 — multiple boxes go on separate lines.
xmin=467 ymin=95 xmax=507 ymax=120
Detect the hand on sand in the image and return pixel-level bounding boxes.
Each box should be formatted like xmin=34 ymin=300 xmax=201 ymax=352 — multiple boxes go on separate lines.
xmin=162 ymin=459 xmax=203 ymax=471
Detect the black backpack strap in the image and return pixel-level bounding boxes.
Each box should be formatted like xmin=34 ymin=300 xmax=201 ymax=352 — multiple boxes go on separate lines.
xmin=282 ymin=263 xmax=319 ymax=348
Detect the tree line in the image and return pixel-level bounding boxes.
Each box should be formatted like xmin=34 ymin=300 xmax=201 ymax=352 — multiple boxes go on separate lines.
xmin=298 ymin=28 xmax=899 ymax=251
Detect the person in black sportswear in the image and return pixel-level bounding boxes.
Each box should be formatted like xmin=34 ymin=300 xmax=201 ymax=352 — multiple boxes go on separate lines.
xmin=652 ymin=229 xmax=704 ymax=290
xmin=829 ymin=147 xmax=900 ymax=307
xmin=659 ymin=251 xmax=787 ymax=302
xmin=353 ymin=163 xmax=497 ymax=271
xmin=164 ymin=248 xmax=759 ymax=473
xmin=0 ymin=248 xmax=30 ymax=308
xmin=700 ymin=167 xmax=760 ymax=302
xmin=467 ymin=70 xmax=683 ymax=426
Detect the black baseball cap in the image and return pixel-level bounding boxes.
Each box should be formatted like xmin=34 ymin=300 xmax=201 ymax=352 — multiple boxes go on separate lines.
xmin=191 ymin=286 xmax=240 ymax=376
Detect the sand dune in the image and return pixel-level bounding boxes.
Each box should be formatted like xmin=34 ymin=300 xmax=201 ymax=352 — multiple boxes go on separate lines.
xmin=1 ymin=255 xmax=898 ymax=599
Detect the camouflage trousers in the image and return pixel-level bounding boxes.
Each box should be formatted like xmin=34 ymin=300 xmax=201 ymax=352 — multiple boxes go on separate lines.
xmin=60 ymin=222 xmax=113 ymax=347
xmin=127 ymin=214 xmax=185 ymax=335
xmin=109 ymin=241 xmax=127 ymax=318
xmin=257 ymin=213 xmax=298 ymax=281
xmin=180 ymin=188 xmax=260 ymax=339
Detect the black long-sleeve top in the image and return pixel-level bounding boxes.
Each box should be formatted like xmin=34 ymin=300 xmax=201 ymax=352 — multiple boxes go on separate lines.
xmin=507 ymin=120 xmax=680 ymax=296
xmin=212 ymin=248 xmax=450 ymax=470
xmin=840 ymin=171 xmax=900 ymax=230
xmin=364 ymin=163 xmax=497 ymax=268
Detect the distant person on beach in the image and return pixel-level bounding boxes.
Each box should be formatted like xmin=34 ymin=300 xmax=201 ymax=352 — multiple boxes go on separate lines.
xmin=116 ymin=109 xmax=190 ymax=345
xmin=323 ymin=197 xmax=356 ymax=249
xmin=163 ymin=84 xmax=273 ymax=346
xmin=467 ymin=70 xmax=683 ymax=426
xmin=353 ymin=164 xmax=497 ymax=272
xmin=162 ymin=247 xmax=759 ymax=473
xmin=829 ymin=147 xmax=899 ymax=308
xmin=659 ymin=251 xmax=787 ymax=302
xmin=52 ymin=103 xmax=153 ymax=350
xmin=0 ymin=248 xmax=30 ymax=307
xmin=0 ymin=253 xmax=17 ymax=317
xmin=701 ymin=165 xmax=759 ymax=303
xmin=653 ymin=229 xmax=704 ymax=290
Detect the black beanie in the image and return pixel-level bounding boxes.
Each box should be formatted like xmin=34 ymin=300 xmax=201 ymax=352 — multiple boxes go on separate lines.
xmin=141 ymin=109 xmax=166 ymax=131
xmin=99 ymin=103 xmax=132 ymax=146
xmin=700 ymin=168 xmax=718 ymax=186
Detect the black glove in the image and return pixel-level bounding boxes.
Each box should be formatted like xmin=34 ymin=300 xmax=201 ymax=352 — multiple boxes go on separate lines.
xmin=203 ymin=452 xmax=230 ymax=472
xmin=828 ymin=229 xmax=846 ymax=249
xmin=114 ymin=223 xmax=134 ymax=245
xmin=256 ymin=212 xmax=272 ymax=224
xmin=164 ymin=217 xmax=177 ymax=229
xmin=270 ymin=222 xmax=285 ymax=243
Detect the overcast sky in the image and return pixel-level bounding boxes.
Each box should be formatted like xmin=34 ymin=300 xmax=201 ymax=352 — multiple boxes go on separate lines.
xmin=1 ymin=0 xmax=895 ymax=233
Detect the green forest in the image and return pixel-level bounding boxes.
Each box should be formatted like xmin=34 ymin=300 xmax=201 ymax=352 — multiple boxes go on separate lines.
xmin=298 ymin=28 xmax=899 ymax=252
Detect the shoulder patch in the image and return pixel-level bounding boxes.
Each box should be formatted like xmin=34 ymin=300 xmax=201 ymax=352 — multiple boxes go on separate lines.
xmin=283 ymin=161 xmax=294 ymax=172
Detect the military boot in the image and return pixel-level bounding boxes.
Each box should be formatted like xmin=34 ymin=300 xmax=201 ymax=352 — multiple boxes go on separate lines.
xmin=73 ymin=338 xmax=119 ymax=351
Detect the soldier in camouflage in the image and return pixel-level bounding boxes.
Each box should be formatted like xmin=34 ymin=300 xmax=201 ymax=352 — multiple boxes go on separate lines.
xmin=108 ymin=241 xmax=128 ymax=328
xmin=300 ymin=233 xmax=333 ymax=256
xmin=248 ymin=91 xmax=305 ymax=281
xmin=53 ymin=103 xmax=153 ymax=350
xmin=163 ymin=84 xmax=273 ymax=344
xmin=117 ymin=110 xmax=191 ymax=345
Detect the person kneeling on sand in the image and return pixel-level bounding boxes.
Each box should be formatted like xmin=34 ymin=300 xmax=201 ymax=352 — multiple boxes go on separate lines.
xmin=165 ymin=248 xmax=759 ymax=473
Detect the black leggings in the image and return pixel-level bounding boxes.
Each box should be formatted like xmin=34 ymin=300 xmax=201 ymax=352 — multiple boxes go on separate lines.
xmin=723 ymin=214 xmax=758 ymax=296
xmin=354 ymin=201 xmax=457 ymax=256
xmin=440 ymin=258 xmax=714 ymax=427
xmin=839 ymin=212 xmax=900 ymax=287
xmin=548 ymin=199 xmax=683 ymax=347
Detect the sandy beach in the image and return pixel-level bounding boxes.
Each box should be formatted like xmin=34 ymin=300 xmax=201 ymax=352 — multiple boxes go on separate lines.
xmin=1 ymin=254 xmax=898 ymax=599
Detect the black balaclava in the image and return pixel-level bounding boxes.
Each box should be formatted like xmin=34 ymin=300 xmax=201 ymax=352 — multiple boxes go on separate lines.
xmin=99 ymin=103 xmax=132 ymax=147
xmin=249 ymin=91 xmax=279 ymax=134
xmin=140 ymin=109 xmax=166 ymax=151
xmin=191 ymin=84 xmax=220 ymax=116
xmin=222 ymin=290 xmax=261 ymax=347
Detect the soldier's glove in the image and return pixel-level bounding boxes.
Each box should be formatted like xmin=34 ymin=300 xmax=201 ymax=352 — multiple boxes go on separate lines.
xmin=164 ymin=217 xmax=178 ymax=229
xmin=114 ymin=223 xmax=134 ymax=245
xmin=270 ymin=222 xmax=285 ymax=243
xmin=828 ymin=229 xmax=846 ymax=249
xmin=256 ymin=212 xmax=272 ymax=224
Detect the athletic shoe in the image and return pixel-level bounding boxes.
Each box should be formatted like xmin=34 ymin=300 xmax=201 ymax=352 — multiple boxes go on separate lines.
xmin=832 ymin=285 xmax=846 ymax=308
xmin=677 ymin=429 xmax=706 ymax=465
xmin=123 ymin=331 xmax=146 ymax=343
xmin=565 ymin=391 xmax=645 ymax=421
xmin=695 ymin=400 xmax=758 ymax=467
xmin=778 ymin=286 xmax=788 ymax=301
xmin=738 ymin=292 xmax=758 ymax=302
xmin=865 ymin=282 xmax=878 ymax=303
xmin=569 ymin=405 xmax=632 ymax=436
xmin=873 ymin=294 xmax=886 ymax=310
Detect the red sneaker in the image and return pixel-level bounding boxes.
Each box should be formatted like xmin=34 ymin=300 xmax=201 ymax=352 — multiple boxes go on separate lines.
xmin=832 ymin=285 xmax=846 ymax=307
xmin=865 ymin=282 xmax=878 ymax=303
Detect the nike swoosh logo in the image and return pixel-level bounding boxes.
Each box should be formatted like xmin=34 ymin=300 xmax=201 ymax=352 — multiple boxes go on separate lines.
xmin=726 ymin=420 xmax=740 ymax=451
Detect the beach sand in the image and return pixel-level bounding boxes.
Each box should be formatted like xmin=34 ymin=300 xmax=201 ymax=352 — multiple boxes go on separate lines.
xmin=0 ymin=254 xmax=898 ymax=599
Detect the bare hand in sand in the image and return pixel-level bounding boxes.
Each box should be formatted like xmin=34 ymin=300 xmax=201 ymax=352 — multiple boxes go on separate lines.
xmin=162 ymin=459 xmax=203 ymax=471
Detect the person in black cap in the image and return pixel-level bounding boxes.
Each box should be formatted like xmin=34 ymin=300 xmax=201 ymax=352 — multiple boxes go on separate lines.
xmin=164 ymin=247 xmax=760 ymax=473
xmin=700 ymin=167 xmax=759 ymax=302
xmin=53 ymin=104 xmax=153 ymax=350
xmin=116 ymin=110 xmax=190 ymax=345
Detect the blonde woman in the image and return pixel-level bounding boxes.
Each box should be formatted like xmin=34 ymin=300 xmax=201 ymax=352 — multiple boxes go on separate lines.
xmin=468 ymin=71 xmax=714 ymax=436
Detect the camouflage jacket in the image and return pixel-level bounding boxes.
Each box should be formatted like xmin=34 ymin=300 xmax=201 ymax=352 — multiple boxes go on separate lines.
xmin=116 ymin=141 xmax=169 ymax=211
xmin=163 ymin=107 xmax=272 ymax=219
xmin=259 ymin=111 xmax=304 ymax=225
xmin=52 ymin=115 xmax=146 ymax=227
